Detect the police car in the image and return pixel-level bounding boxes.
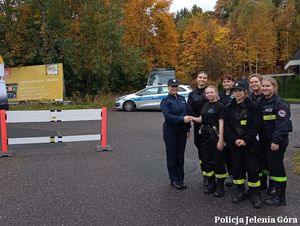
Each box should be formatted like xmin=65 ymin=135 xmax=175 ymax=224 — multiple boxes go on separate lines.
xmin=115 ymin=85 xmax=192 ymax=111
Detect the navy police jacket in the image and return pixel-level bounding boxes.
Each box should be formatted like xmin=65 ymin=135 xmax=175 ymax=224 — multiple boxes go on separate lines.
xmin=224 ymin=97 xmax=261 ymax=147
xmin=259 ymin=94 xmax=292 ymax=145
xmin=160 ymin=93 xmax=191 ymax=132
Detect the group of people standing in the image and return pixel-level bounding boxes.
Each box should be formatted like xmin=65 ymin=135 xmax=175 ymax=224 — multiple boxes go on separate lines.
xmin=160 ymin=72 xmax=293 ymax=209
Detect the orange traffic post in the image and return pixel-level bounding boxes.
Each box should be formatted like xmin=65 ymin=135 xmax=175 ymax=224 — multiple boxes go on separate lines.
xmin=96 ymin=107 xmax=112 ymax=152
xmin=0 ymin=110 xmax=13 ymax=157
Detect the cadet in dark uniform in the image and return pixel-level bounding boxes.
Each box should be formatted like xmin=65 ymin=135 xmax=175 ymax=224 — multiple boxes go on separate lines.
xmin=259 ymin=76 xmax=293 ymax=206
xmin=224 ymin=80 xmax=262 ymax=208
xmin=219 ymin=74 xmax=234 ymax=106
xmin=160 ymin=79 xmax=192 ymax=190
xmin=248 ymin=74 xmax=264 ymax=102
xmin=192 ymin=86 xmax=226 ymax=197
xmin=219 ymin=74 xmax=235 ymax=187
xmin=187 ymin=72 xmax=208 ymax=184
xmin=248 ymin=73 xmax=275 ymax=195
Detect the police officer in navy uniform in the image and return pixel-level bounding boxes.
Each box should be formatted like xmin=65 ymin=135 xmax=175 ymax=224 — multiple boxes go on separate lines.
xmin=259 ymin=76 xmax=293 ymax=206
xmin=160 ymin=79 xmax=192 ymax=189
xmin=224 ymin=80 xmax=262 ymax=208
xmin=187 ymin=72 xmax=208 ymax=184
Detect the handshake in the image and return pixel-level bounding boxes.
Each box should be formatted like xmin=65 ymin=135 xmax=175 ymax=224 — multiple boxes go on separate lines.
xmin=183 ymin=115 xmax=202 ymax=123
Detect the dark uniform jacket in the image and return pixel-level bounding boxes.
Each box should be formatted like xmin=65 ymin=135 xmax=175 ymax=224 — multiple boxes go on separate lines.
xmin=259 ymin=94 xmax=293 ymax=145
xmin=219 ymin=91 xmax=234 ymax=106
xmin=224 ymin=97 xmax=261 ymax=148
xmin=249 ymin=92 xmax=263 ymax=103
xmin=160 ymin=94 xmax=191 ymax=132
xmin=187 ymin=87 xmax=207 ymax=117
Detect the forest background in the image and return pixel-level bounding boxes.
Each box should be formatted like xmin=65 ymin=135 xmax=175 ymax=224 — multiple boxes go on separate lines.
xmin=1 ymin=0 xmax=300 ymax=99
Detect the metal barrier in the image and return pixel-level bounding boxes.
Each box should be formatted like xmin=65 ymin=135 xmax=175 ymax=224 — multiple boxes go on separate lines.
xmin=0 ymin=107 xmax=112 ymax=158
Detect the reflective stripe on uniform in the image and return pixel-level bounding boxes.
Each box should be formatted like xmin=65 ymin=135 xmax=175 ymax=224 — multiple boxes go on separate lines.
xmin=203 ymin=171 xmax=214 ymax=177
xmin=240 ymin=120 xmax=247 ymax=126
xmin=263 ymin=114 xmax=276 ymax=121
xmin=262 ymin=170 xmax=269 ymax=175
xmin=248 ymin=181 xmax=261 ymax=187
xmin=270 ymin=176 xmax=288 ymax=182
xmin=233 ymin=179 xmax=245 ymax=185
xmin=215 ymin=173 xmax=229 ymax=179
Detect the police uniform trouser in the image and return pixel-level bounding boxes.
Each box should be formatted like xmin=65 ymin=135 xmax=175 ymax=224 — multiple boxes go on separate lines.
xmin=231 ymin=145 xmax=260 ymax=188
xmin=262 ymin=141 xmax=287 ymax=189
xmin=163 ymin=125 xmax=187 ymax=182
xmin=200 ymin=126 xmax=227 ymax=180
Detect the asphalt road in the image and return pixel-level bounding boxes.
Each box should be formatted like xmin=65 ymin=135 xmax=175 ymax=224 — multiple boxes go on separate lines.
xmin=0 ymin=105 xmax=300 ymax=226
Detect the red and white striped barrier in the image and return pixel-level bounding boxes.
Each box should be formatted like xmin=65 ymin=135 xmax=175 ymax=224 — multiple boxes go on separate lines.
xmin=0 ymin=107 xmax=112 ymax=157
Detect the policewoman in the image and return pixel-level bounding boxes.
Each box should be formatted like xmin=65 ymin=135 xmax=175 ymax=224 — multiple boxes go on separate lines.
xmin=160 ymin=78 xmax=192 ymax=190
xmin=259 ymin=75 xmax=293 ymax=206
xmin=224 ymin=80 xmax=262 ymax=208
xmin=192 ymin=85 xmax=226 ymax=197
xmin=187 ymin=72 xmax=208 ymax=184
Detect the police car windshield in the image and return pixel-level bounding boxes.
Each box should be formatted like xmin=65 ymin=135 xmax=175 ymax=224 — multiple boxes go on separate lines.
xmin=147 ymin=70 xmax=175 ymax=86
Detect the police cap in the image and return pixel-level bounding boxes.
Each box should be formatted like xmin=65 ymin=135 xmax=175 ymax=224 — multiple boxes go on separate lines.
xmin=167 ymin=78 xmax=180 ymax=86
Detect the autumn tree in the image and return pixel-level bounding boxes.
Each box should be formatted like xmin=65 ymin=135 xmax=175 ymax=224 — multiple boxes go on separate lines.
xmin=123 ymin=0 xmax=178 ymax=69
xmin=230 ymin=0 xmax=276 ymax=74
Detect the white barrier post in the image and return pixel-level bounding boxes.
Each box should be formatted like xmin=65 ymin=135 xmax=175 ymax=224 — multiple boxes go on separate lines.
xmin=0 ymin=108 xmax=112 ymax=155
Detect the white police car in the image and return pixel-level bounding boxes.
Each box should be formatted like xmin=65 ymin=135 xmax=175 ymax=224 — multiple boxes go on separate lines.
xmin=115 ymin=85 xmax=192 ymax=111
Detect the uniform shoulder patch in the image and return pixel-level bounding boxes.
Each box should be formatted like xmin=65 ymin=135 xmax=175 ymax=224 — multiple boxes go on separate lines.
xmin=278 ymin=110 xmax=286 ymax=118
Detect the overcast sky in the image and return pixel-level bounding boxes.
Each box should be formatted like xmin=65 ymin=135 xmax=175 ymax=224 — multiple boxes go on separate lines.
xmin=170 ymin=0 xmax=217 ymax=13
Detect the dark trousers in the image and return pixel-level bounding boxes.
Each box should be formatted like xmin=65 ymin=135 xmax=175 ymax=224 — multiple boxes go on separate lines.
xmin=224 ymin=145 xmax=232 ymax=175
xmin=200 ymin=126 xmax=226 ymax=178
xmin=193 ymin=124 xmax=202 ymax=161
xmin=163 ymin=127 xmax=187 ymax=182
xmin=231 ymin=145 xmax=260 ymax=186
xmin=262 ymin=141 xmax=287 ymax=189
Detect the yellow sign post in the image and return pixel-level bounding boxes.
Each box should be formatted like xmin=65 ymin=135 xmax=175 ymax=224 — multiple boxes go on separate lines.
xmin=4 ymin=64 xmax=64 ymax=101
xmin=0 ymin=55 xmax=4 ymax=77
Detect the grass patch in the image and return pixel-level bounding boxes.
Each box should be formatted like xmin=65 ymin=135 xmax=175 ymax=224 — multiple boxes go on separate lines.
xmin=293 ymin=149 xmax=300 ymax=175
xmin=285 ymin=98 xmax=300 ymax=104
xmin=9 ymin=94 xmax=115 ymax=111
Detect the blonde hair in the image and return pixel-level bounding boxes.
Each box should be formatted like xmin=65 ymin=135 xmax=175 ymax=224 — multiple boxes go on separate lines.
xmin=205 ymin=85 xmax=220 ymax=100
xmin=262 ymin=75 xmax=278 ymax=92
xmin=248 ymin=73 xmax=263 ymax=83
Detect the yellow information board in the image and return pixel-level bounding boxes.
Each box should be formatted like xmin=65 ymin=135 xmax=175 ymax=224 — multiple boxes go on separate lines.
xmin=4 ymin=64 xmax=64 ymax=101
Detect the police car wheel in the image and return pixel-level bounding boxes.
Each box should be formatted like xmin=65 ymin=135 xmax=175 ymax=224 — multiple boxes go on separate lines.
xmin=123 ymin=101 xmax=136 ymax=112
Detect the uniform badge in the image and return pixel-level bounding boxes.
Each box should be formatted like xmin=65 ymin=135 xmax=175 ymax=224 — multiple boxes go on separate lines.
xmin=278 ymin=110 xmax=286 ymax=118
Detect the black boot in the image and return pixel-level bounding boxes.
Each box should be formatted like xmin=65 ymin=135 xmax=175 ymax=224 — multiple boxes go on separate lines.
xmin=249 ymin=189 xmax=262 ymax=209
xmin=260 ymin=174 xmax=267 ymax=190
xmin=264 ymin=188 xmax=286 ymax=206
xmin=266 ymin=179 xmax=276 ymax=196
xmin=203 ymin=176 xmax=208 ymax=187
xmin=225 ymin=175 xmax=234 ymax=187
xmin=203 ymin=177 xmax=216 ymax=194
xmin=214 ymin=179 xmax=225 ymax=197
xmin=232 ymin=185 xmax=246 ymax=203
